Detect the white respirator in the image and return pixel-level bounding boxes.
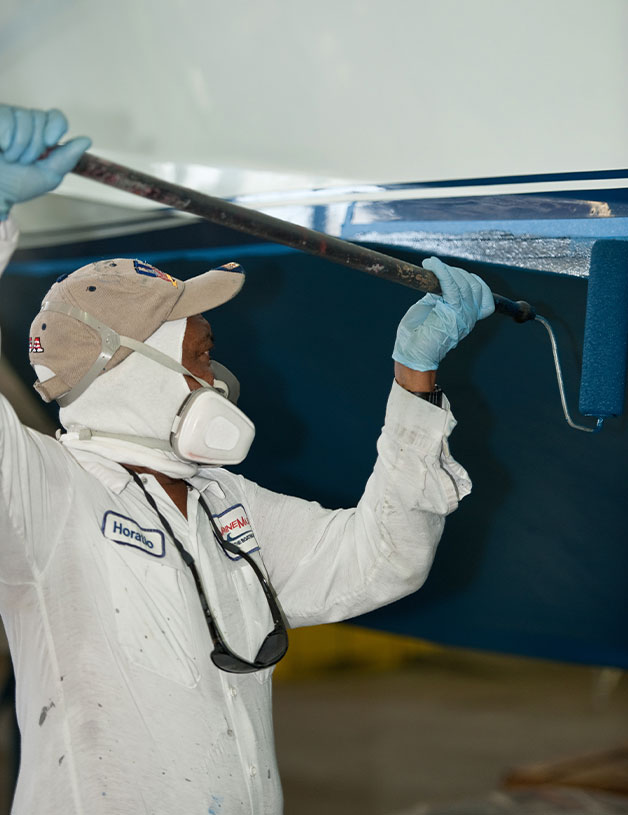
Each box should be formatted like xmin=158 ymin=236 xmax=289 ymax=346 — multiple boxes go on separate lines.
xmin=170 ymin=362 xmax=255 ymax=466
xmin=44 ymin=302 xmax=255 ymax=466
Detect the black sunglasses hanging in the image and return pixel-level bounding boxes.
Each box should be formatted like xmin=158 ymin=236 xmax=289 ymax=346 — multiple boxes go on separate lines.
xmin=124 ymin=468 xmax=288 ymax=674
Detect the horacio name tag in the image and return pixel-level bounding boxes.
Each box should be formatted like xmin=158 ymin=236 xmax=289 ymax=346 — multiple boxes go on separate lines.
xmin=214 ymin=503 xmax=259 ymax=560
xmin=102 ymin=511 xmax=166 ymax=558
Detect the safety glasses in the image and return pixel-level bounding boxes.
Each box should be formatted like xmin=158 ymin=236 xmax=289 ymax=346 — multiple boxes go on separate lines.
xmin=126 ymin=469 xmax=288 ymax=673
xmin=197 ymin=495 xmax=288 ymax=673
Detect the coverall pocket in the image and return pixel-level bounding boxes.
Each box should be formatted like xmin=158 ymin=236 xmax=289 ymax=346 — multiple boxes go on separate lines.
xmin=108 ymin=551 xmax=201 ymax=688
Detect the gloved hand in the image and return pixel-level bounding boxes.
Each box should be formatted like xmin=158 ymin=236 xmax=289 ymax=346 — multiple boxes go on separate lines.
xmin=393 ymin=256 xmax=495 ymax=371
xmin=0 ymin=105 xmax=91 ymax=219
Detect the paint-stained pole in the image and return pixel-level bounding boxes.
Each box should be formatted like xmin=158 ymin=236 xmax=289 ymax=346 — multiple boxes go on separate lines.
xmin=71 ymin=152 xmax=536 ymax=323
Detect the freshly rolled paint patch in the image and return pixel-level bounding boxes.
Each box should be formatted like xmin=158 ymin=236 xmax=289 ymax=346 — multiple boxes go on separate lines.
xmin=214 ymin=503 xmax=259 ymax=560
xmin=102 ymin=511 xmax=165 ymax=558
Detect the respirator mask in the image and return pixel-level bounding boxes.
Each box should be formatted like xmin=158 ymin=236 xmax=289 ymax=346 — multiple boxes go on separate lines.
xmin=44 ymin=301 xmax=255 ymax=466
xmin=170 ymin=361 xmax=255 ymax=465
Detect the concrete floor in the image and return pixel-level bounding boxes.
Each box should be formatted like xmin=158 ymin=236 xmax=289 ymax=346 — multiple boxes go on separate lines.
xmin=0 ymin=648 xmax=625 ymax=813
xmin=273 ymin=650 xmax=628 ymax=815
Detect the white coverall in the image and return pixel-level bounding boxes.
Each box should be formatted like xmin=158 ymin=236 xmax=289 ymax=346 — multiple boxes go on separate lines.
xmin=0 ymin=217 xmax=471 ymax=815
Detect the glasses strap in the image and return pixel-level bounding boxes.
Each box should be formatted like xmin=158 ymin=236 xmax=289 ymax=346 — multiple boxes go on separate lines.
xmin=123 ymin=467 xmax=286 ymax=637
xmin=123 ymin=468 xmax=222 ymax=642
xmin=195 ymin=493 xmax=286 ymax=629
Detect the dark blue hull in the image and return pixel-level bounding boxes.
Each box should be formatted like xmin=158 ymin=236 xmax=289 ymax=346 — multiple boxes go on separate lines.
xmin=5 ymin=177 xmax=628 ymax=667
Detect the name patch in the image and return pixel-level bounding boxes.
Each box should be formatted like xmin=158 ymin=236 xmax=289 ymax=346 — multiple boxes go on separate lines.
xmin=102 ymin=511 xmax=166 ymax=558
xmin=214 ymin=504 xmax=259 ymax=561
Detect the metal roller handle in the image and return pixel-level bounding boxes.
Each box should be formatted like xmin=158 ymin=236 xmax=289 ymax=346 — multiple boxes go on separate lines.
xmin=70 ymin=152 xmax=536 ymax=323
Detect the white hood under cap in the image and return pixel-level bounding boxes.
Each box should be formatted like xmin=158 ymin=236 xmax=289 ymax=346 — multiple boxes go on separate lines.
xmin=57 ymin=318 xmax=198 ymax=478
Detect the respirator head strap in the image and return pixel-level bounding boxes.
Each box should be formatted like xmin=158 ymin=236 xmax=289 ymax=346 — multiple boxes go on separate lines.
xmin=42 ymin=301 xmax=122 ymax=407
xmin=42 ymin=303 xmax=220 ymax=406
xmin=62 ymin=424 xmax=171 ymax=450
xmin=119 ymin=335 xmax=215 ymax=393
xmin=47 ymin=306 xmax=254 ymax=466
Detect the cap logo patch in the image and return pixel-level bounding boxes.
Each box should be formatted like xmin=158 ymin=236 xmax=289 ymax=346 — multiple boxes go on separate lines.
xmin=217 ymin=262 xmax=243 ymax=273
xmin=29 ymin=337 xmax=44 ymax=353
xmin=133 ymin=259 xmax=178 ymax=288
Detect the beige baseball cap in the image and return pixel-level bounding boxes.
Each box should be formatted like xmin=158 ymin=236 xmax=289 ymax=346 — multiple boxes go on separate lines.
xmin=29 ymin=257 xmax=244 ymax=402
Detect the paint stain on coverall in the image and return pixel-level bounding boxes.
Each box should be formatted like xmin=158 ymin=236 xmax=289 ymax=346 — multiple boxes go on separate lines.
xmin=209 ymin=794 xmax=224 ymax=814
xmin=39 ymin=701 xmax=55 ymax=726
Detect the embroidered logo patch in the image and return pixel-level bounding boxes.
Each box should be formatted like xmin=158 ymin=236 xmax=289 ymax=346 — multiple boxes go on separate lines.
xmin=216 ymin=262 xmax=243 ymax=274
xmin=102 ymin=511 xmax=166 ymax=558
xmin=214 ymin=504 xmax=259 ymax=561
xmin=133 ymin=259 xmax=178 ymax=287
xmin=29 ymin=337 xmax=44 ymax=353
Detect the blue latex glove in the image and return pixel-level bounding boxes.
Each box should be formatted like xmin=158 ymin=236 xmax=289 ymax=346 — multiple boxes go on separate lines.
xmin=392 ymin=256 xmax=495 ymax=371
xmin=0 ymin=105 xmax=91 ymax=219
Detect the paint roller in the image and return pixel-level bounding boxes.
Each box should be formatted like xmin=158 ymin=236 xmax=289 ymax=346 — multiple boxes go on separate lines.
xmin=62 ymin=152 xmax=626 ymax=433
xmin=531 ymin=238 xmax=628 ymax=433
xmin=579 ymin=240 xmax=628 ymax=420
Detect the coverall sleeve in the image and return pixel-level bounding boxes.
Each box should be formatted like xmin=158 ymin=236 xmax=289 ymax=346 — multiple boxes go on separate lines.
xmin=237 ymin=380 xmax=471 ymax=628
xmin=0 ymin=218 xmax=75 ymax=581
xmin=0 ymin=217 xmax=18 ymax=281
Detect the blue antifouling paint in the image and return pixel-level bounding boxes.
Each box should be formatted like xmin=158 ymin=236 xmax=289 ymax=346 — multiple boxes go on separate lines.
xmin=579 ymin=240 xmax=628 ymax=417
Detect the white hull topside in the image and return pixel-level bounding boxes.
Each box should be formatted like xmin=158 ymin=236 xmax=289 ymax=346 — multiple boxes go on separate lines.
xmin=1 ymin=0 xmax=626 ymax=203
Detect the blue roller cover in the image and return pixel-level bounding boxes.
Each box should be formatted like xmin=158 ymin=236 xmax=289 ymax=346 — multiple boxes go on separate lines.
xmin=579 ymin=240 xmax=628 ymax=417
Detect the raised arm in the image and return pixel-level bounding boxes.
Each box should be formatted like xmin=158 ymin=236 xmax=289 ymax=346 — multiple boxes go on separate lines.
xmin=235 ymin=260 xmax=495 ymax=627
xmin=0 ymin=105 xmax=91 ymax=578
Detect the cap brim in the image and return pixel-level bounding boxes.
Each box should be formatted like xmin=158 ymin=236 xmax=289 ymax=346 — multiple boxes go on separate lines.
xmin=168 ymin=264 xmax=245 ymax=320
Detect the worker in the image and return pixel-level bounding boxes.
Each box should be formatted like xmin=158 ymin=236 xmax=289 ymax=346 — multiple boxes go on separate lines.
xmin=0 ymin=104 xmax=494 ymax=815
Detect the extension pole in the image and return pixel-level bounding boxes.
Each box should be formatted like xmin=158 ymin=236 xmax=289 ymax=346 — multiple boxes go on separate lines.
xmin=71 ymin=153 xmax=536 ymax=323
